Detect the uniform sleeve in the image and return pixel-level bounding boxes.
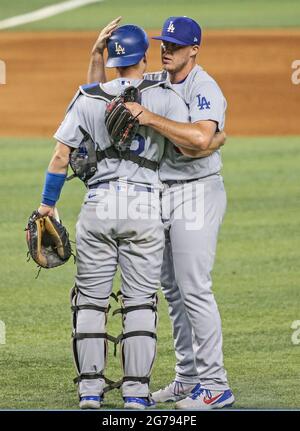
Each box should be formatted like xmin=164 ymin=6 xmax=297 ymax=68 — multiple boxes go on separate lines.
xmin=165 ymin=90 xmax=189 ymax=123
xmin=53 ymin=95 xmax=90 ymax=148
xmin=188 ymin=82 xmax=227 ymax=129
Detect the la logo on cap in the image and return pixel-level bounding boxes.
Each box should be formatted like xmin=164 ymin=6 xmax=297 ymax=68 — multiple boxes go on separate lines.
xmin=167 ymin=21 xmax=175 ymax=33
xmin=115 ymin=42 xmax=125 ymax=55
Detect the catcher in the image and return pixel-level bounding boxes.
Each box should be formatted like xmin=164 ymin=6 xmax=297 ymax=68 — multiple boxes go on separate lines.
xmin=28 ymin=24 xmax=191 ymax=410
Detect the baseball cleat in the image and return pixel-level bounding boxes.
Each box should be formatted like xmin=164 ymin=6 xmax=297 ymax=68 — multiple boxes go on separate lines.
xmin=152 ymin=381 xmax=201 ymax=403
xmin=123 ymin=396 xmax=156 ymax=410
xmin=79 ymin=395 xmax=103 ymax=409
xmin=175 ymin=387 xmax=235 ymax=409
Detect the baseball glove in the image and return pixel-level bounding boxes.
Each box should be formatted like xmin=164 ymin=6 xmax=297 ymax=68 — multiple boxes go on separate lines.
xmin=105 ymin=86 xmax=142 ymax=152
xmin=25 ymin=210 xmax=72 ymax=269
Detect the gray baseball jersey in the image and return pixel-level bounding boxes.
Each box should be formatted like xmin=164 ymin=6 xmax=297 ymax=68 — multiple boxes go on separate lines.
xmin=145 ymin=66 xmax=227 ymax=181
xmin=54 ymin=78 xmax=189 ymax=186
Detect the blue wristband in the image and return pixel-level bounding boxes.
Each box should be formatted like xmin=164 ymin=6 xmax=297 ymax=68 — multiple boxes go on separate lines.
xmin=42 ymin=172 xmax=66 ymax=206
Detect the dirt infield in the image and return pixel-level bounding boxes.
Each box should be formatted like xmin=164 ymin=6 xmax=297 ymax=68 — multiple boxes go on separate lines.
xmin=0 ymin=30 xmax=299 ymax=137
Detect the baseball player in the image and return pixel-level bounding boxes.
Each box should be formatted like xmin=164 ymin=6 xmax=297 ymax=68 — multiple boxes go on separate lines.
xmin=37 ymin=24 xmax=190 ymax=410
xmin=88 ymin=17 xmax=234 ymax=409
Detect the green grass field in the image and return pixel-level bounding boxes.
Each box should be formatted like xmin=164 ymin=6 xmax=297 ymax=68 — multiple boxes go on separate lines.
xmin=0 ymin=136 xmax=299 ymax=409
xmin=1 ymin=0 xmax=300 ymax=30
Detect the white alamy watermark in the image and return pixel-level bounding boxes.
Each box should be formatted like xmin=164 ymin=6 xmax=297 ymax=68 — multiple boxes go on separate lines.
xmin=162 ymin=182 xmax=205 ymax=231
xmin=0 ymin=60 xmax=6 ymax=85
xmin=291 ymin=60 xmax=300 ymax=85
xmin=87 ymin=180 xmax=205 ymax=231
xmin=291 ymin=320 xmax=300 ymax=345
xmin=0 ymin=321 xmax=6 ymax=345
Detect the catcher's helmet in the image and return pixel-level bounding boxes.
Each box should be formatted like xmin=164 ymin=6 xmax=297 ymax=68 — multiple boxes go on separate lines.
xmin=106 ymin=25 xmax=149 ymax=68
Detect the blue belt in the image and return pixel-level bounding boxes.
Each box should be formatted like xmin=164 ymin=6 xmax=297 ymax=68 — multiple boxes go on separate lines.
xmin=89 ymin=181 xmax=153 ymax=193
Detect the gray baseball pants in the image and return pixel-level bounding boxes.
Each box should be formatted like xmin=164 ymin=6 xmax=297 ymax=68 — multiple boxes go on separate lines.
xmin=160 ymin=174 xmax=229 ymax=391
xmin=71 ymin=181 xmax=164 ymax=398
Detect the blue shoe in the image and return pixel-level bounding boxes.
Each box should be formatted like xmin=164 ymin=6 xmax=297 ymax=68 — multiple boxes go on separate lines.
xmin=175 ymin=387 xmax=235 ymax=409
xmin=79 ymin=395 xmax=103 ymax=409
xmin=124 ymin=396 xmax=156 ymax=410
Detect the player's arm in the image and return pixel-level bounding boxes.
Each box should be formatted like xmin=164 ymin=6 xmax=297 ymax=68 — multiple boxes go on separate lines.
xmin=179 ymin=130 xmax=226 ymax=158
xmin=48 ymin=142 xmax=71 ymax=174
xmin=125 ymin=102 xmax=222 ymax=152
xmin=38 ymin=142 xmax=71 ymax=217
xmin=88 ymin=51 xmax=106 ymax=84
xmin=87 ymin=17 xmax=121 ymax=84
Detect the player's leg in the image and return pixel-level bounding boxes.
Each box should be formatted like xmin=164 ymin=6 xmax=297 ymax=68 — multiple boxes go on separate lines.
xmin=72 ymin=191 xmax=118 ymax=408
xmin=116 ymin=190 xmax=164 ymax=409
xmin=168 ymin=177 xmax=234 ymax=409
xmin=152 ymin=229 xmax=200 ymax=402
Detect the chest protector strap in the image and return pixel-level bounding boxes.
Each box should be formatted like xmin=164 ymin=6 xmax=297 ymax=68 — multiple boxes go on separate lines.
xmin=78 ymin=80 xmax=166 ymax=172
xmin=96 ymin=147 xmax=158 ymax=171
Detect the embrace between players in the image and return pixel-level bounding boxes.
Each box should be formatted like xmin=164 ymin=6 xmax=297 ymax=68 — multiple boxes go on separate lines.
xmin=35 ymin=16 xmax=234 ymax=410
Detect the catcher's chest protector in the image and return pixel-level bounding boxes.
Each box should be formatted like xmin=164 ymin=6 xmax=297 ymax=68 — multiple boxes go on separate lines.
xmin=69 ymin=80 xmax=168 ymax=174
xmin=80 ymin=79 xmax=165 ymax=101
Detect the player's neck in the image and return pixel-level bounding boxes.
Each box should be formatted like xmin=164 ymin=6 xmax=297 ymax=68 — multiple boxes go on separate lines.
xmin=169 ymin=61 xmax=196 ymax=84
xmin=118 ymin=70 xmax=144 ymax=80
xmin=117 ymin=63 xmax=145 ymax=80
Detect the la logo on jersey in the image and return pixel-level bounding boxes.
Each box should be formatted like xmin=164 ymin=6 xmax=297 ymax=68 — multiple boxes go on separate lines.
xmin=115 ymin=42 xmax=125 ymax=55
xmin=167 ymin=21 xmax=175 ymax=33
xmin=197 ymin=94 xmax=211 ymax=110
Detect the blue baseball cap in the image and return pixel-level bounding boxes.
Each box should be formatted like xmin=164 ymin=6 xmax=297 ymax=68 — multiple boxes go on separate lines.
xmin=152 ymin=16 xmax=201 ymax=46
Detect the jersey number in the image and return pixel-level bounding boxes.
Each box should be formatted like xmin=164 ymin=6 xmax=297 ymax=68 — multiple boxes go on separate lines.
xmin=131 ymin=134 xmax=145 ymax=155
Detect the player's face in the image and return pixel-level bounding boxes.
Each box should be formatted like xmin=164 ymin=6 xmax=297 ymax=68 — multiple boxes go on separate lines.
xmin=161 ymin=42 xmax=197 ymax=73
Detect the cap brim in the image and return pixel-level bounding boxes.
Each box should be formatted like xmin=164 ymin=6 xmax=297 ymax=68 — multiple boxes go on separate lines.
xmin=152 ymin=35 xmax=190 ymax=45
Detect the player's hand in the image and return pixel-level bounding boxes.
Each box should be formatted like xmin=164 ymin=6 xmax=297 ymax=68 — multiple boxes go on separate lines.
xmin=92 ymin=16 xmax=122 ymax=55
xmin=125 ymin=102 xmax=152 ymax=125
xmin=37 ymin=205 xmax=56 ymax=217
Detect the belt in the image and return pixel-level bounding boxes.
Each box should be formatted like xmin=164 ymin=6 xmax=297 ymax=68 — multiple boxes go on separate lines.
xmin=163 ymin=178 xmax=199 ymax=187
xmin=164 ymin=173 xmax=219 ymax=188
xmin=89 ymin=181 xmax=154 ymax=193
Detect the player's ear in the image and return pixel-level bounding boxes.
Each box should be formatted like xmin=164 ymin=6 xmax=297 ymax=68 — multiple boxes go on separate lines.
xmin=141 ymin=55 xmax=147 ymax=73
xmin=190 ymin=45 xmax=199 ymax=59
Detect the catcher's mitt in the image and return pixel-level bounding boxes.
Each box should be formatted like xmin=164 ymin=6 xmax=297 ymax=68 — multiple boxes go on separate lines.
xmin=25 ymin=210 xmax=72 ymax=269
xmin=105 ymin=86 xmax=142 ymax=152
